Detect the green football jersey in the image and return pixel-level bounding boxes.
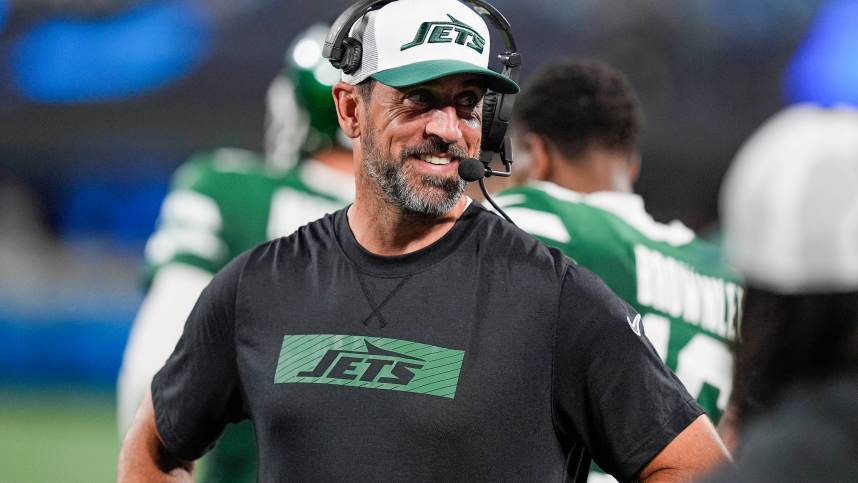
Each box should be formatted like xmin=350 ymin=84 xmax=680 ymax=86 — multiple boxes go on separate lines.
xmin=144 ymin=148 xmax=354 ymax=280
xmin=497 ymin=181 xmax=742 ymax=424
xmin=143 ymin=148 xmax=353 ymax=483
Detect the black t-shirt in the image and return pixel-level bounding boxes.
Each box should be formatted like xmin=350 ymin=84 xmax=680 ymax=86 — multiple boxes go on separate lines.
xmin=152 ymin=202 xmax=702 ymax=482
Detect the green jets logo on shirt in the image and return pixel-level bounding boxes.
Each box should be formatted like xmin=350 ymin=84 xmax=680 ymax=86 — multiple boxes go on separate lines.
xmin=274 ymin=335 xmax=465 ymax=399
xmin=400 ymin=14 xmax=485 ymax=54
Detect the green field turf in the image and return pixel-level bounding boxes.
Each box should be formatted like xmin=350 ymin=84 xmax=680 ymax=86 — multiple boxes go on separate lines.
xmin=0 ymin=387 xmax=118 ymax=483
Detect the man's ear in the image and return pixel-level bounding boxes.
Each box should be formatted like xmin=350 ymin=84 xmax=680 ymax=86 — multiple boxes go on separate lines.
xmin=524 ymin=133 xmax=553 ymax=181
xmin=333 ymin=82 xmax=361 ymax=139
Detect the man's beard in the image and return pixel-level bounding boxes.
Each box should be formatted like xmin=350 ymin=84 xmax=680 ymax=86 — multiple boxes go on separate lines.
xmin=362 ymin=124 xmax=469 ymax=218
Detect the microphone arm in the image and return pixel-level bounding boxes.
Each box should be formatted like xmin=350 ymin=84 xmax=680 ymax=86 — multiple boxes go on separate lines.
xmin=477 ymin=177 xmax=515 ymax=225
xmin=458 ymin=137 xmax=517 ymax=226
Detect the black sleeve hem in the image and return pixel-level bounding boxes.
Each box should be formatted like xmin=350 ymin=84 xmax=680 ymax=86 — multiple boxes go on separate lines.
xmin=618 ymin=397 xmax=705 ymax=482
xmin=152 ymin=371 xmax=206 ymax=462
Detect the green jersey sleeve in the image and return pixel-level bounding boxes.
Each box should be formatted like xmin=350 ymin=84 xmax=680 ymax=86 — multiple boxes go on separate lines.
xmin=143 ymin=149 xmax=267 ymax=283
xmin=143 ymin=149 xmax=354 ymax=287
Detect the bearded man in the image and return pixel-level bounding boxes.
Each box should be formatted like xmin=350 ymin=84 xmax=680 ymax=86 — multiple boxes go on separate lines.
xmin=117 ymin=1 xmax=729 ymax=481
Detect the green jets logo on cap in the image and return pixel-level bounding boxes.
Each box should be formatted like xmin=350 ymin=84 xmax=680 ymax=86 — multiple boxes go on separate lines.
xmin=274 ymin=334 xmax=466 ymax=399
xmin=400 ymin=14 xmax=485 ymax=54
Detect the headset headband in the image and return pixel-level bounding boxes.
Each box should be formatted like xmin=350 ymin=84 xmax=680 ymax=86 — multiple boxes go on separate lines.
xmin=324 ymin=0 xmax=519 ymax=83
xmin=323 ymin=0 xmax=392 ymax=66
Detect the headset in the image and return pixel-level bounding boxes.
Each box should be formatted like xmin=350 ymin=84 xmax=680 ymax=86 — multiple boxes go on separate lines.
xmin=323 ymin=0 xmax=522 ymax=176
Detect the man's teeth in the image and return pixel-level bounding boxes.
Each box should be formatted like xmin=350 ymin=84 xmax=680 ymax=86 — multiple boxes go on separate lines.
xmin=420 ymin=154 xmax=451 ymax=165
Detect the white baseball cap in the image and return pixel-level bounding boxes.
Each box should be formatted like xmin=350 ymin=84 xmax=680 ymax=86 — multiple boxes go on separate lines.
xmin=341 ymin=0 xmax=519 ymax=94
xmin=720 ymin=104 xmax=858 ymax=293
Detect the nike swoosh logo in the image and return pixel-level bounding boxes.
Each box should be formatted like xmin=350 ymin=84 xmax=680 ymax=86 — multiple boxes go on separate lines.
xmin=627 ymin=314 xmax=642 ymax=336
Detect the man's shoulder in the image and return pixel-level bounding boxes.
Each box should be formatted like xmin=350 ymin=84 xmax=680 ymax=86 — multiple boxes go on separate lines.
xmin=243 ymin=208 xmax=343 ymax=262
xmin=198 ymin=209 xmax=343 ymax=298
xmin=469 ymin=201 xmax=571 ymax=277
xmin=559 ymin=260 xmax=624 ymax=305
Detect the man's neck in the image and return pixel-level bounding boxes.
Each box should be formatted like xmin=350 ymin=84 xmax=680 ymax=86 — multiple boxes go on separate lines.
xmin=546 ymin=148 xmax=635 ymax=194
xmin=348 ymin=176 xmax=468 ymax=257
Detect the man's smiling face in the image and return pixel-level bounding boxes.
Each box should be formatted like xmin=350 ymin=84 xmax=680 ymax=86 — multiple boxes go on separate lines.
xmin=359 ymin=74 xmax=485 ymax=217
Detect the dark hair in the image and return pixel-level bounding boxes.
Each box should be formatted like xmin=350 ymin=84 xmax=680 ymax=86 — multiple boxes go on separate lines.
xmin=512 ymin=59 xmax=642 ymax=160
xmin=732 ymin=288 xmax=858 ymax=424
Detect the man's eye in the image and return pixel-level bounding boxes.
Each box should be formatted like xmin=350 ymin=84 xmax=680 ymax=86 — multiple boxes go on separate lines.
xmin=405 ymin=90 xmax=432 ymax=105
xmin=456 ymin=94 xmax=480 ymax=109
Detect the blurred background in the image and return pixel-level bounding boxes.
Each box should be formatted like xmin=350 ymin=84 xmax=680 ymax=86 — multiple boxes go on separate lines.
xmin=0 ymin=0 xmax=855 ymax=480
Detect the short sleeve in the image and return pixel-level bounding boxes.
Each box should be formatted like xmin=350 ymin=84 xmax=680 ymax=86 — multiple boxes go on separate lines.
xmin=151 ymin=253 xmax=249 ymax=461
xmin=553 ymin=265 xmax=703 ymax=481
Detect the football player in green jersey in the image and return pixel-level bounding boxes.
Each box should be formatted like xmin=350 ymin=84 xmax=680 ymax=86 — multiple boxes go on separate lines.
xmin=117 ymin=23 xmax=354 ymax=483
xmin=496 ymin=59 xmax=742 ymax=482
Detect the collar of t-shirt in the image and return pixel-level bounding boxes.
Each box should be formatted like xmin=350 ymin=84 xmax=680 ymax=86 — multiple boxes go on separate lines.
xmin=336 ymin=200 xmax=481 ymax=278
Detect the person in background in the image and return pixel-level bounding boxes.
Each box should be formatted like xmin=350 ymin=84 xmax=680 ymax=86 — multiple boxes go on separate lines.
xmin=116 ymin=23 xmax=354 ymax=483
xmin=702 ymin=104 xmax=858 ymax=482
xmin=495 ymin=59 xmax=743 ymax=481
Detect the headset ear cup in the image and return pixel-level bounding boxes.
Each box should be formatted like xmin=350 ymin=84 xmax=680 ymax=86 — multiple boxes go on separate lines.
xmin=481 ymin=91 xmax=500 ymax=152
xmin=340 ymin=37 xmax=363 ymax=75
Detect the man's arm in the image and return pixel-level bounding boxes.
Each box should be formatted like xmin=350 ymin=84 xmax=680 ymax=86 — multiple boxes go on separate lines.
xmin=716 ymin=400 xmax=741 ymax=454
xmin=638 ymin=415 xmax=731 ymax=482
xmin=554 ymin=265 xmax=729 ymax=480
xmin=117 ymin=391 xmax=194 ymax=483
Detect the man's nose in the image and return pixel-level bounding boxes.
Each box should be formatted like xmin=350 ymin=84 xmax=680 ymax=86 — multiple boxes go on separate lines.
xmin=424 ymin=106 xmax=463 ymax=144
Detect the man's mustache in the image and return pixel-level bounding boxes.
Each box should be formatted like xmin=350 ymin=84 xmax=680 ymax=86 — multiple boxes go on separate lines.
xmin=400 ymin=138 xmax=470 ymax=163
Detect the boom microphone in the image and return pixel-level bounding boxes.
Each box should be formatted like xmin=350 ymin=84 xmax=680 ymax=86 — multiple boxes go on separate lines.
xmin=458 ymin=157 xmax=486 ymax=182
xmin=457 ymin=157 xmax=516 ymax=225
